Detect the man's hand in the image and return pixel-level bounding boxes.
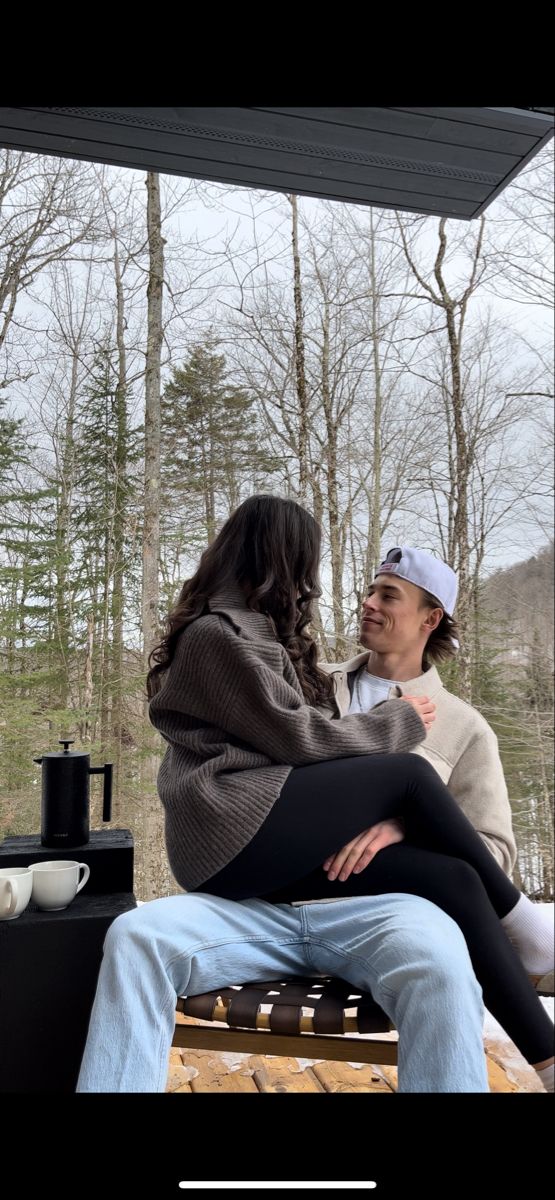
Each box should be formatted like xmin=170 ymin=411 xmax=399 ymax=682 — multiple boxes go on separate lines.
xmin=401 ymin=694 xmax=436 ymax=732
xmin=323 ymin=819 xmax=405 ymax=882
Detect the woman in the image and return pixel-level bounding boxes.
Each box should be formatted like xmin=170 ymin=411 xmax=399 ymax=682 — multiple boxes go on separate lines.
xmin=148 ymin=494 xmax=554 ymax=1087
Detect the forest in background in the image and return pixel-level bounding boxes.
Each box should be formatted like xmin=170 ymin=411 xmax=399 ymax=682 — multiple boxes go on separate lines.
xmin=1 ymin=146 xmax=552 ymax=898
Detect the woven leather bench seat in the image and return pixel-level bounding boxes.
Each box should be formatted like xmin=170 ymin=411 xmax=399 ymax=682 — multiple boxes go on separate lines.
xmin=177 ymin=975 xmax=393 ymax=1037
xmin=172 ymin=971 xmax=553 ymax=1077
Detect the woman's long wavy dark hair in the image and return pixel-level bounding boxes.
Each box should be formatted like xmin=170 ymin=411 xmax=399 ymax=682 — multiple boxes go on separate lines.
xmin=147 ymin=494 xmax=335 ymax=706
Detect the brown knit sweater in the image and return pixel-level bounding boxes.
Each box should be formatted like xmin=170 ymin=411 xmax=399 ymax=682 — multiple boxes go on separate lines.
xmin=149 ymin=586 xmax=426 ymax=890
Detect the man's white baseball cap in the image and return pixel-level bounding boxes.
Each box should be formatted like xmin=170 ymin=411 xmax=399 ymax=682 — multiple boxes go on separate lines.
xmin=375 ymin=547 xmax=458 ymax=616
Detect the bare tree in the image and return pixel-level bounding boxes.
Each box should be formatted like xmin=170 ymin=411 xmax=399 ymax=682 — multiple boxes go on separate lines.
xmin=0 ymin=151 xmax=100 ymax=381
xmin=484 ymin=146 xmax=554 ymax=310
xmin=396 ymin=214 xmax=488 ymax=698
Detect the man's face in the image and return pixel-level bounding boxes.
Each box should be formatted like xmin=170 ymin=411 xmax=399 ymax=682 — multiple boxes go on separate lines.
xmin=359 ymin=574 xmax=440 ymax=654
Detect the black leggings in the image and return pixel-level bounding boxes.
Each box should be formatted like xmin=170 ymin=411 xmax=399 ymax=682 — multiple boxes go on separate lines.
xmin=201 ymin=754 xmax=554 ymax=1064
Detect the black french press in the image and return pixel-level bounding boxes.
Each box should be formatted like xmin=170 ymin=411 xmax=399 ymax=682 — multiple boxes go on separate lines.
xmin=33 ymin=739 xmax=113 ymax=848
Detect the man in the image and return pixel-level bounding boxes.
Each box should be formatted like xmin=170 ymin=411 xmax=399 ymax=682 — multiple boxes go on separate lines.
xmin=319 ymin=546 xmax=516 ymax=884
xmin=77 ymin=542 xmax=555 ymax=1095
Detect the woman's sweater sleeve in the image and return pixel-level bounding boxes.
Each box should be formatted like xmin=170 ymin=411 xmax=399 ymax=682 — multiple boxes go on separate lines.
xmin=153 ymin=615 xmax=425 ymax=765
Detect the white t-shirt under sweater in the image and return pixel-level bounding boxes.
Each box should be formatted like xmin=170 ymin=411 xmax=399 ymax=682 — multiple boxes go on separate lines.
xmin=348 ymin=668 xmax=401 ymax=713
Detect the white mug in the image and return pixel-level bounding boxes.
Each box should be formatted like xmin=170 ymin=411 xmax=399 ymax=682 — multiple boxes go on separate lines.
xmin=28 ymin=860 xmax=91 ymax=911
xmin=0 ymin=866 xmax=34 ymax=920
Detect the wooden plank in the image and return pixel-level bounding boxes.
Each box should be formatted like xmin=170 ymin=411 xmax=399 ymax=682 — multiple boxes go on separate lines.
xmin=247 ymin=1054 xmax=325 ymax=1093
xmin=165 ymin=1046 xmax=195 ymax=1092
xmin=252 ymin=1069 xmax=322 ymax=1094
xmin=486 ymin=1056 xmax=520 ymax=1093
xmin=372 ymin=1064 xmax=399 ymax=1092
xmin=186 ymin=1050 xmax=258 ymax=1093
xmin=312 ymin=1061 xmax=395 ymax=1093
xmin=166 ymin=1066 xmax=194 ymax=1093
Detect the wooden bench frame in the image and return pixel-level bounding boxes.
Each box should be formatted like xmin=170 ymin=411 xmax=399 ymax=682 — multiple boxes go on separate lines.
xmin=172 ymin=978 xmax=399 ymax=1066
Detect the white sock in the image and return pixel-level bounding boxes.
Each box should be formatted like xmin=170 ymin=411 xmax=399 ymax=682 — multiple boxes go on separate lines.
xmin=500 ymin=895 xmax=554 ymax=975
xmin=536 ymin=1063 xmax=554 ymax=1093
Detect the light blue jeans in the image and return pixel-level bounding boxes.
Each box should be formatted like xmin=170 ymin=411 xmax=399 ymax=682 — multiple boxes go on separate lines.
xmin=76 ymin=892 xmax=489 ymax=1093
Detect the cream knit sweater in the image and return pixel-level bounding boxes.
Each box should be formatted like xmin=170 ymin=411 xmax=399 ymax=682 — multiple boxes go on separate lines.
xmin=323 ymin=651 xmax=517 ymax=874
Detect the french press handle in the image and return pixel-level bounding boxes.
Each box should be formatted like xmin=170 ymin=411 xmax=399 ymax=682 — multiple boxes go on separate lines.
xmin=89 ymin=763 xmax=113 ymax=822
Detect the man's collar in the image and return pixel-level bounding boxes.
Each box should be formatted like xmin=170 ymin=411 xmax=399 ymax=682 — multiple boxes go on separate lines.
xmin=324 ymin=651 xmax=444 ymax=698
xmin=321 ymin=650 xmax=369 ymax=676
xmin=387 ymin=664 xmax=443 ymax=697
xmin=207 ymin=585 xmax=277 ymax=642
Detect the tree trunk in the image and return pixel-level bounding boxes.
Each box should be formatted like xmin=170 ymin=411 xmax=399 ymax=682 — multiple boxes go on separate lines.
xmin=444 ymin=300 xmax=472 ymax=699
xmin=368 ymin=209 xmax=383 ymax=581
xmin=141 ymin=172 xmax=167 ymax=900
xmin=289 ymin=194 xmax=309 ymax=501
xmin=110 ymin=235 xmax=128 ymax=821
xmin=55 ymin=352 xmax=78 ymax=710
xmin=321 ymin=299 xmax=346 ymax=657
xmin=82 ymin=612 xmax=94 ymax=743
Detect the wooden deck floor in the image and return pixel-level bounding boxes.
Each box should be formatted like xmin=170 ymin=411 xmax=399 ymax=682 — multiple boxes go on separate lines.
xmin=166 ymin=1019 xmax=543 ymax=1094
